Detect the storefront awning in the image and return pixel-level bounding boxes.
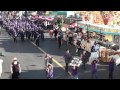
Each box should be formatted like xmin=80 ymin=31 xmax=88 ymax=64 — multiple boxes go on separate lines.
xmin=57 ymin=11 xmax=67 ymax=15
xmin=78 ymin=21 xmax=120 ymax=35
xmin=50 ymin=11 xmax=67 ymax=16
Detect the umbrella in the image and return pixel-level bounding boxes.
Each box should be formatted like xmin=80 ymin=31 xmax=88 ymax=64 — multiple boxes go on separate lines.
xmin=61 ymin=27 xmax=66 ymax=32
xmin=46 ymin=17 xmax=54 ymax=21
xmin=31 ymin=15 xmax=39 ymax=20
xmin=62 ymin=24 xmax=69 ymax=28
xmin=38 ymin=16 xmax=42 ymax=19
xmin=61 ymin=24 xmax=69 ymax=32
xmin=39 ymin=16 xmax=46 ymax=20
xmin=70 ymin=23 xmax=78 ymax=28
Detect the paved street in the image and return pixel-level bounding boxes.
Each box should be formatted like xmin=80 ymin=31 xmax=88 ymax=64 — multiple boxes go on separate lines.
xmin=0 ymin=29 xmax=67 ymax=79
xmin=0 ymin=28 xmax=120 ymax=79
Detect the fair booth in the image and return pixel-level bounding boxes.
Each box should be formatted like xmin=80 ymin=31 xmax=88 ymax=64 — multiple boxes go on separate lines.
xmin=77 ymin=21 xmax=120 ymax=62
xmin=77 ymin=21 xmax=120 ymax=44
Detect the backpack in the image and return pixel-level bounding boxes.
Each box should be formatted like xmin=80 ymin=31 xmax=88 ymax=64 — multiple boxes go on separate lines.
xmin=12 ymin=62 xmax=20 ymax=73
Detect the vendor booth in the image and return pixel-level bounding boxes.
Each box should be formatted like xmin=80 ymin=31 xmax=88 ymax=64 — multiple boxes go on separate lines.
xmin=77 ymin=21 xmax=120 ymax=44
xmin=77 ymin=21 xmax=120 ymax=62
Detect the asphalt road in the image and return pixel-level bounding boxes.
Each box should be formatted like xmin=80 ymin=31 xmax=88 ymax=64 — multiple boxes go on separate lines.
xmin=0 ymin=28 xmax=120 ymax=79
xmin=0 ymin=29 xmax=67 ymax=79
xmin=37 ymin=33 xmax=120 ymax=79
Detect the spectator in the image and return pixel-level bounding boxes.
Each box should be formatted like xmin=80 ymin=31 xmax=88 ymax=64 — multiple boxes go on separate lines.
xmin=63 ymin=49 xmax=72 ymax=72
xmin=49 ymin=29 xmax=54 ymax=40
xmin=91 ymin=60 xmax=98 ymax=79
xmin=109 ymin=58 xmax=115 ymax=79
xmin=76 ymin=40 xmax=82 ymax=56
xmin=10 ymin=57 xmax=21 ymax=79
xmin=44 ymin=54 xmax=49 ymax=68
xmin=46 ymin=64 xmax=53 ymax=79
xmin=40 ymin=28 xmax=44 ymax=40
xmin=57 ymin=30 xmax=63 ymax=49
xmin=35 ymin=33 xmax=40 ymax=46
xmin=13 ymin=32 xmax=17 ymax=43
xmin=71 ymin=65 xmax=78 ymax=79
xmin=68 ymin=32 xmax=73 ymax=45
xmin=54 ymin=29 xmax=58 ymax=38
xmin=81 ymin=51 xmax=88 ymax=70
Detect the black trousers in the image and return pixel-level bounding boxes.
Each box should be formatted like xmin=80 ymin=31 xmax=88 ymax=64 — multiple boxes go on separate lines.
xmin=82 ymin=62 xmax=86 ymax=70
xmin=34 ymin=35 xmax=37 ymax=41
xmin=65 ymin=63 xmax=69 ymax=72
xmin=58 ymin=41 xmax=61 ymax=49
xmin=14 ymin=37 xmax=17 ymax=43
xmin=77 ymin=48 xmax=82 ymax=56
xmin=26 ymin=33 xmax=28 ymax=38
xmin=69 ymin=37 xmax=72 ymax=45
xmin=21 ymin=37 xmax=24 ymax=42
xmin=54 ymin=33 xmax=57 ymax=38
xmin=12 ymin=73 xmax=20 ymax=79
xmin=40 ymin=33 xmax=44 ymax=40
xmin=109 ymin=71 xmax=113 ymax=79
xmin=36 ymin=39 xmax=39 ymax=46
xmin=9 ymin=32 xmax=12 ymax=37
xmin=91 ymin=71 xmax=97 ymax=79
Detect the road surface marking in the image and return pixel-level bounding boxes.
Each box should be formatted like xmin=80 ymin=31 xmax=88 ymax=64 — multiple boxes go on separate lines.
xmin=30 ymin=41 xmax=71 ymax=76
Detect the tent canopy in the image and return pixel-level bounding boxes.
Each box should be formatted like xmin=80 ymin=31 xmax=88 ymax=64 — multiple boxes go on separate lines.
xmin=78 ymin=21 xmax=120 ymax=35
xmin=50 ymin=11 xmax=67 ymax=15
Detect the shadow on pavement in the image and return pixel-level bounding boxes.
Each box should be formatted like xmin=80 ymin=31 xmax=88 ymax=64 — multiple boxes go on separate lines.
xmin=38 ymin=38 xmax=77 ymax=57
xmin=3 ymin=63 xmax=120 ymax=79
xmin=0 ymin=37 xmax=42 ymax=53
xmin=20 ymin=67 xmax=69 ymax=79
